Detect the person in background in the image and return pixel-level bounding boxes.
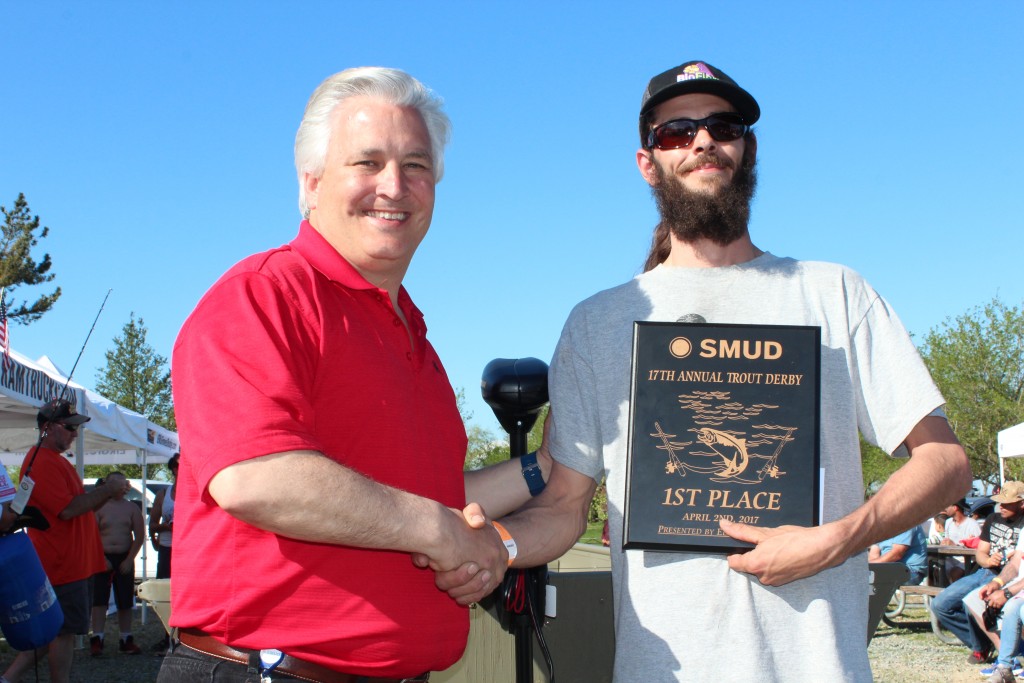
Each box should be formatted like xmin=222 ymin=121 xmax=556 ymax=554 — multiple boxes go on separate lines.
xmin=934 ymin=483 xmax=1024 ymax=664
xmin=3 ymin=399 xmax=128 ymax=683
xmin=149 ymin=453 xmax=178 ymax=580
xmin=148 ymin=453 xmax=177 ymax=654
xmin=976 ymin=499 xmax=1024 ymax=683
xmin=944 ymin=498 xmax=983 ymax=582
xmin=869 ymin=524 xmax=929 ymax=585
xmin=89 ymin=471 xmax=145 ymax=656
xmin=930 ymin=512 xmax=951 ymax=544
xmin=0 ymin=466 xmax=16 ymax=532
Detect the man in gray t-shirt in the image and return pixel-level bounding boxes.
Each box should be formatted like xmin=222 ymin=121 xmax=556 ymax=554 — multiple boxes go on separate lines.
xmin=436 ymin=60 xmax=971 ymax=682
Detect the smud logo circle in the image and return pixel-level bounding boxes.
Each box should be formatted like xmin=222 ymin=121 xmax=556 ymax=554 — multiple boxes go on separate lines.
xmin=669 ymin=337 xmax=692 ymax=358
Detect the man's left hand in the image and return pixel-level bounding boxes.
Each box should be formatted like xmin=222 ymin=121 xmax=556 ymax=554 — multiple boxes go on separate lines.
xmin=986 ymin=590 xmax=1009 ymax=610
xmin=721 ymin=519 xmax=846 ymax=585
xmin=119 ymin=558 xmax=133 ymax=575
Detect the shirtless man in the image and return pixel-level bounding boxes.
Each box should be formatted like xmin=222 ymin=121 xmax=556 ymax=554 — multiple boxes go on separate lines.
xmin=89 ymin=471 xmax=145 ymax=656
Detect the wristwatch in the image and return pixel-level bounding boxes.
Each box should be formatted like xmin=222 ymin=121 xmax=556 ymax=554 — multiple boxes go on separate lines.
xmin=1004 ymin=588 xmax=1013 ymax=600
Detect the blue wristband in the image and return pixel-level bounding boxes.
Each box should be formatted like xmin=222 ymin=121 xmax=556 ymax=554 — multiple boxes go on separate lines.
xmin=521 ymin=451 xmax=545 ymax=496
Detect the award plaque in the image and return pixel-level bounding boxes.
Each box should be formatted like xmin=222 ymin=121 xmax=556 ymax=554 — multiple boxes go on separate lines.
xmin=623 ymin=322 xmax=821 ymax=553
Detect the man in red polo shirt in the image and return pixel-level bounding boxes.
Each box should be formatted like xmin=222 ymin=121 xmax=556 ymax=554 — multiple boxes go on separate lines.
xmin=161 ymin=67 xmax=546 ymax=683
xmin=3 ymin=399 xmax=128 ymax=683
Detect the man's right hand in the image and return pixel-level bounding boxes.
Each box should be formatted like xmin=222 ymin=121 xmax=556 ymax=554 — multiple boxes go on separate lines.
xmin=980 ymin=582 xmax=1000 ymax=600
xmin=414 ymin=503 xmax=508 ymax=604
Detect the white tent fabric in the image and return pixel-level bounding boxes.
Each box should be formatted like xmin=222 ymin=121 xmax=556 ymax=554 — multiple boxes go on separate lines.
xmin=998 ymin=422 xmax=1024 ymax=485
xmin=0 ymin=347 xmax=178 ymax=468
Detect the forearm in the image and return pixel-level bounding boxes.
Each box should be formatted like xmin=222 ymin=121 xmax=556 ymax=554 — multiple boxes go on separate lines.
xmin=875 ymin=547 xmax=907 ymax=563
xmin=497 ymin=461 xmax=597 ymax=568
xmin=464 ymin=449 xmax=552 ymax=519
xmin=128 ymin=517 xmax=145 ymax=559
xmin=209 ymin=450 xmax=462 ymax=562
xmin=976 ymin=544 xmax=1000 ymax=570
xmin=149 ymin=490 xmax=165 ymax=532
xmin=995 ymin=557 xmax=1022 ymax=585
xmin=830 ymin=418 xmax=970 ymax=561
xmin=58 ymin=488 xmax=116 ymax=520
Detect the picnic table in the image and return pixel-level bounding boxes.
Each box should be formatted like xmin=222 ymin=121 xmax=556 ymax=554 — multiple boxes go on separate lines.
xmin=927 ymin=543 xmax=977 ymax=586
xmin=887 ymin=544 xmax=979 ymax=644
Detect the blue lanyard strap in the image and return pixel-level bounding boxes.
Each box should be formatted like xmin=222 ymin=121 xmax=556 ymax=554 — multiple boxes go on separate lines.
xmin=258 ymin=649 xmax=285 ymax=681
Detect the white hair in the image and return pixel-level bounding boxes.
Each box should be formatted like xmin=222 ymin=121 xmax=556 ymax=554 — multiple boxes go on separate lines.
xmin=294 ymin=67 xmax=451 ymax=216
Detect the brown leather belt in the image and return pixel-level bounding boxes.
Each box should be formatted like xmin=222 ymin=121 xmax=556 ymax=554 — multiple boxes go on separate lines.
xmin=178 ymin=628 xmax=429 ymax=683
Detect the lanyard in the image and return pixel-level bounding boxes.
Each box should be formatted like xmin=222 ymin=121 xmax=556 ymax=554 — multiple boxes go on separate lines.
xmin=258 ymin=649 xmax=284 ymax=682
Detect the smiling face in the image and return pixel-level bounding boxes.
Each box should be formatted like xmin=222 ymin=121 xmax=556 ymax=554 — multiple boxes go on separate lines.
xmin=638 ymin=93 xmax=748 ymax=194
xmin=303 ymin=96 xmax=436 ymax=292
xmin=637 ymin=93 xmax=758 ymax=251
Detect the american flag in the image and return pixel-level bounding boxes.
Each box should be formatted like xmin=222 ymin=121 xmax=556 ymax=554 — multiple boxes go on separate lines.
xmin=0 ymin=287 xmax=10 ymax=373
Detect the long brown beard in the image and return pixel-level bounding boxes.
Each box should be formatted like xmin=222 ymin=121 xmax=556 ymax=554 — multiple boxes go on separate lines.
xmin=650 ymin=148 xmax=758 ymax=247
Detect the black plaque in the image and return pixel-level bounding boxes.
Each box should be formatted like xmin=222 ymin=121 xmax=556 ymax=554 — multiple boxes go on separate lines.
xmin=623 ymin=322 xmax=821 ymax=553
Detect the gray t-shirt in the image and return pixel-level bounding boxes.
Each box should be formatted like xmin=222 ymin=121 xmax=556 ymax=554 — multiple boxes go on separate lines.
xmin=548 ymin=253 xmax=944 ymax=682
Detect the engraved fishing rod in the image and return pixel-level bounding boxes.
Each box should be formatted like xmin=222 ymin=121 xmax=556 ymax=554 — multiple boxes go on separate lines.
xmin=12 ymin=289 xmax=113 ymax=512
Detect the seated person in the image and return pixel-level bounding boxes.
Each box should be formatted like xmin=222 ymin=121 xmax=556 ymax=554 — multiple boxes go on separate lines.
xmin=929 ymin=512 xmax=950 ymax=544
xmin=869 ymin=524 xmax=928 ymax=585
xmin=976 ymin=541 xmax=1024 ymax=681
xmin=934 ymin=484 xmax=1024 ymax=664
xmin=944 ymin=498 xmax=983 ymax=582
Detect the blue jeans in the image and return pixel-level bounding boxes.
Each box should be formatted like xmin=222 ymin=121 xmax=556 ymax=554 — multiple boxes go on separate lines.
xmin=996 ymin=597 xmax=1024 ymax=667
xmin=933 ymin=568 xmax=996 ymax=651
xmin=157 ymin=645 xmax=306 ymax=682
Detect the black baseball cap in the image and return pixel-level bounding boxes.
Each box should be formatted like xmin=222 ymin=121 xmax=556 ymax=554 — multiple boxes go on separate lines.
xmin=640 ymin=60 xmax=760 ymax=126
xmin=37 ymin=398 xmax=91 ymax=427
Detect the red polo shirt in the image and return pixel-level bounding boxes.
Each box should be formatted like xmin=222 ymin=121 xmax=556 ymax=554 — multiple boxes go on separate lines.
xmin=171 ymin=222 xmax=469 ymax=678
xmin=20 ymin=447 xmax=105 ymax=586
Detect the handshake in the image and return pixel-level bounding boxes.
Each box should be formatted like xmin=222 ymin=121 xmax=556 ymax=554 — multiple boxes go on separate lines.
xmin=412 ymin=502 xmax=515 ymax=606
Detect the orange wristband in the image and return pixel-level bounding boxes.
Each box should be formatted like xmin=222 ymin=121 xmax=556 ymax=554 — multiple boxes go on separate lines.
xmin=491 ymin=521 xmax=517 ymax=566
xmin=995 ymin=577 xmax=1006 ymax=587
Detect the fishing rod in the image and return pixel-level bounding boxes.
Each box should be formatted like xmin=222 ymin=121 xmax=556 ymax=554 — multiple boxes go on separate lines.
xmin=58 ymin=288 xmax=112 ymax=401
xmin=10 ymin=289 xmax=113 ymax=514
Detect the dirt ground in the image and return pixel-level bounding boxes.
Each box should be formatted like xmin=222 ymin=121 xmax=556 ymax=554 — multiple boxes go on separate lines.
xmin=0 ymin=606 xmax=166 ymax=683
xmin=0 ymin=599 xmax=1008 ymax=682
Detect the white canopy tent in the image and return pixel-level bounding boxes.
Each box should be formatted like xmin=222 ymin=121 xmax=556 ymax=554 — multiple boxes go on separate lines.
xmin=998 ymin=422 xmax=1024 ymax=485
xmin=0 ymin=348 xmax=179 ymax=580
xmin=0 ymin=347 xmax=178 ymax=471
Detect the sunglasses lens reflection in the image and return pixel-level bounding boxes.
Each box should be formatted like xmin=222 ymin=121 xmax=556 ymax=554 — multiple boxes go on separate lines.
xmin=652 ymin=114 xmax=747 ymax=150
xmin=655 ymin=121 xmax=697 ymax=149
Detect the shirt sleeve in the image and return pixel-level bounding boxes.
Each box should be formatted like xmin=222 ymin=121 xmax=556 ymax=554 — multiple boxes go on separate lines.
xmin=173 ymin=268 xmax=323 ymax=491
xmin=847 ymin=291 xmax=945 ymax=455
xmin=888 ymin=528 xmax=914 ymax=547
xmin=548 ymin=305 xmax=606 ymax=482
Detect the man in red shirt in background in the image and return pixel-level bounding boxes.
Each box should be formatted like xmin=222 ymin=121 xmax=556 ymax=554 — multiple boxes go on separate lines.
xmin=161 ymin=67 xmax=546 ymax=683
xmin=3 ymin=399 xmax=128 ymax=683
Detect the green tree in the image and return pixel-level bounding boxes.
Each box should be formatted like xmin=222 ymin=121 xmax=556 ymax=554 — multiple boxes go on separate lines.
xmin=860 ymin=435 xmax=902 ymax=498
xmin=0 ymin=193 xmax=60 ymax=322
xmin=457 ymin=387 xmax=502 ymax=470
xmin=460 ymin=385 xmax=548 ymax=470
xmin=919 ymin=297 xmax=1024 ymax=488
xmin=91 ymin=314 xmax=175 ymax=479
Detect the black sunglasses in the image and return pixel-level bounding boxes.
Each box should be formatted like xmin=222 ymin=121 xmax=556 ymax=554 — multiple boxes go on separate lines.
xmin=646 ymin=113 xmax=748 ymax=150
xmin=58 ymin=422 xmax=79 ymax=433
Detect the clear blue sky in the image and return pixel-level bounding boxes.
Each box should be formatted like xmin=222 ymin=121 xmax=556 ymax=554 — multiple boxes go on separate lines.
xmin=2 ymin=2 xmax=1021 ymax=434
